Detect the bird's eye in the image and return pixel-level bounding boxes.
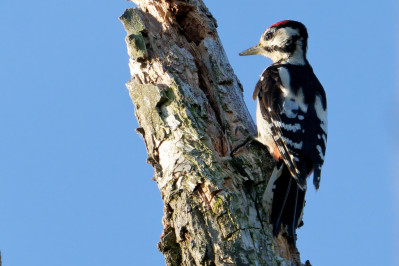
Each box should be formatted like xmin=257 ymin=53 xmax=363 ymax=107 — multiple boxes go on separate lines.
xmin=265 ymin=33 xmax=273 ymax=40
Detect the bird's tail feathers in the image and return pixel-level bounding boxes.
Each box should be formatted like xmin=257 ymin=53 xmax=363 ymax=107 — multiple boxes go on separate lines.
xmin=268 ymin=164 xmax=306 ymax=240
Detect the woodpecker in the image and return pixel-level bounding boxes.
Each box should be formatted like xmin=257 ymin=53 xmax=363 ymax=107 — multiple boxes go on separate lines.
xmin=239 ymin=20 xmax=327 ymax=243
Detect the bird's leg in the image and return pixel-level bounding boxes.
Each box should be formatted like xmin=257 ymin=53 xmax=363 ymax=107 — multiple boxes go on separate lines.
xmin=273 ymin=177 xmax=292 ymax=236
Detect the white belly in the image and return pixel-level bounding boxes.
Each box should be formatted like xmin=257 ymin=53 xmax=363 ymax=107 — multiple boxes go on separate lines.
xmin=256 ymin=99 xmax=275 ymax=155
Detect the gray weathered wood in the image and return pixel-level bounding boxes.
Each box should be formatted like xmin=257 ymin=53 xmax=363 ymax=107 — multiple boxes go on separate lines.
xmin=120 ymin=0 xmax=303 ymax=265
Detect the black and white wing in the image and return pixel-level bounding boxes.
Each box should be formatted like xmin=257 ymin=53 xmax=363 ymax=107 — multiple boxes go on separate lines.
xmin=254 ymin=64 xmax=327 ymax=189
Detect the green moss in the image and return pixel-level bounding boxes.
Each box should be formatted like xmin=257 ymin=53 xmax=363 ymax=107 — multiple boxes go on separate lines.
xmin=119 ymin=8 xmax=145 ymax=35
xmin=188 ymin=105 xmax=207 ymax=131
xmin=156 ymin=87 xmax=176 ymax=116
xmin=212 ymin=196 xmax=225 ymax=215
xmin=127 ymin=33 xmax=147 ymax=60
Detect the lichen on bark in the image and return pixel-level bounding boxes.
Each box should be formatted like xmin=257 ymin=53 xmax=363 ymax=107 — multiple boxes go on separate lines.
xmin=120 ymin=0 xmax=304 ymax=265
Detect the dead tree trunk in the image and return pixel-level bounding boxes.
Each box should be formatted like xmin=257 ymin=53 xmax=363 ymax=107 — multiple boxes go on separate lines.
xmin=120 ymin=1 xmax=303 ymax=265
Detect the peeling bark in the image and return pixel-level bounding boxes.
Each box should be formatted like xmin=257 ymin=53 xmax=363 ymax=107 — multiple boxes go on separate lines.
xmin=120 ymin=1 xmax=304 ymax=265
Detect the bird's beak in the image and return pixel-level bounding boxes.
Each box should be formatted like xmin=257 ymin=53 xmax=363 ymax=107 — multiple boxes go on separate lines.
xmin=239 ymin=43 xmax=263 ymax=56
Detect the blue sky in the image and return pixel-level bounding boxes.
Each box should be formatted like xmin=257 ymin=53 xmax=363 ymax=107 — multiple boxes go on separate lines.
xmin=0 ymin=0 xmax=397 ymax=265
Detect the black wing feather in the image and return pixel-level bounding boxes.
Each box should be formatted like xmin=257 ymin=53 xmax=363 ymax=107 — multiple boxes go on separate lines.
xmin=255 ymin=67 xmax=302 ymax=185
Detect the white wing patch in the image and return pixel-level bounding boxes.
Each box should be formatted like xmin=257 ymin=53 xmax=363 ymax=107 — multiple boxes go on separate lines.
xmin=272 ymin=119 xmax=301 ymax=132
xmin=316 ymin=145 xmax=325 ymax=160
xmin=279 ymin=68 xmax=308 ymax=114
xmin=322 ymin=134 xmax=327 ymax=146
xmin=282 ymin=136 xmax=303 ymax=149
xmin=279 ymin=67 xmax=291 ymax=89
xmin=293 ymin=88 xmax=308 ymax=113
xmin=281 ymin=99 xmax=299 ymax=118
xmin=315 ymin=95 xmax=328 ymax=133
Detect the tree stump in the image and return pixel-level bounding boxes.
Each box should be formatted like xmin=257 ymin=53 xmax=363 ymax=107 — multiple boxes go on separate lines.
xmin=120 ymin=0 xmax=302 ymax=265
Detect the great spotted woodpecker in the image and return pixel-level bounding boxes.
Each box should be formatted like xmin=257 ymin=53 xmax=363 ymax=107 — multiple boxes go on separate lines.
xmin=240 ymin=20 xmax=327 ymax=243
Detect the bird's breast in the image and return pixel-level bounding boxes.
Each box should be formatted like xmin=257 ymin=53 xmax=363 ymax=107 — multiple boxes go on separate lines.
xmin=256 ymin=99 xmax=279 ymax=159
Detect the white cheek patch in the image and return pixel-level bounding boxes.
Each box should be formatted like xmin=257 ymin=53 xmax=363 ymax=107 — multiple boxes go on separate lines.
xmin=287 ymin=45 xmax=305 ymax=65
xmin=258 ymin=27 xmax=305 ymax=65
xmin=266 ymin=27 xmax=299 ymax=47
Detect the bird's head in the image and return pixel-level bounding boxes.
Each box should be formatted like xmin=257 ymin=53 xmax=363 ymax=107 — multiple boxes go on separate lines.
xmin=240 ymin=20 xmax=308 ymax=65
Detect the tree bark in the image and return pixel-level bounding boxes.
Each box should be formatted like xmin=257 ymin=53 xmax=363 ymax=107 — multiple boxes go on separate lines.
xmin=120 ymin=1 xmax=303 ymax=265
